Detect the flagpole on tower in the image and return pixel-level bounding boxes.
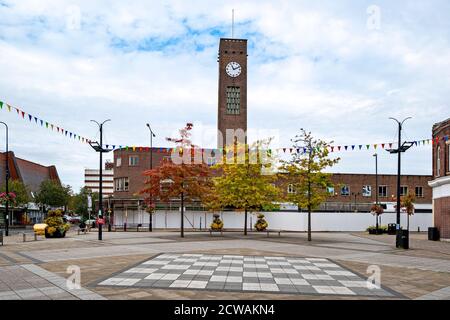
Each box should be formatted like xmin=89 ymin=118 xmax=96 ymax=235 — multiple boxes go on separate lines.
xmin=232 ymin=9 xmax=234 ymax=38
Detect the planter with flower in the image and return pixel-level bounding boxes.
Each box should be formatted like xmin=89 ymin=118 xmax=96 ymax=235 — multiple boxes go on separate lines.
xmin=370 ymin=204 xmax=384 ymax=234
xmin=0 ymin=192 xmax=16 ymax=206
xmin=44 ymin=209 xmax=70 ymax=238
xmin=254 ymin=214 xmax=268 ymax=232
xmin=210 ymin=213 xmax=224 ymax=231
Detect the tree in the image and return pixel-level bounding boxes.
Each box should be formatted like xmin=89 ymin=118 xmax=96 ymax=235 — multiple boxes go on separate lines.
xmin=70 ymin=187 xmax=99 ymax=219
xmin=141 ymin=123 xmax=212 ymax=238
xmin=401 ymin=193 xmax=415 ymax=231
xmin=370 ymin=204 xmax=384 ymax=234
xmin=35 ymin=180 xmax=71 ymax=212
xmin=210 ymin=139 xmax=280 ymax=236
xmin=280 ymin=129 xmax=340 ymax=241
xmin=1 ymin=180 xmax=30 ymax=207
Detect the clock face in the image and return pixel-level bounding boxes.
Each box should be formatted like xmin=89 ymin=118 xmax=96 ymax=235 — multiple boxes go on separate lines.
xmin=226 ymin=61 xmax=242 ymax=78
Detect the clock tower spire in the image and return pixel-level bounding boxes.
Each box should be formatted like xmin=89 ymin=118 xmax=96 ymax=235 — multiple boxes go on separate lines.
xmin=217 ymin=38 xmax=248 ymax=148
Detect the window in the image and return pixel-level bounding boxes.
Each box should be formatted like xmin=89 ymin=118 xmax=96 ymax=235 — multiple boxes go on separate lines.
xmin=437 ymin=146 xmax=441 ymax=176
xmin=400 ymin=186 xmax=408 ymax=196
xmin=287 ymin=184 xmax=296 ymax=194
xmin=116 ymin=157 xmax=122 ymax=167
xmin=378 ymin=186 xmax=387 ymax=198
xmin=362 ymin=185 xmax=372 ymax=197
xmin=115 ymin=178 xmax=129 ymax=191
xmin=226 ymin=86 xmax=240 ymax=115
xmin=415 ymin=186 xmax=424 ymax=198
xmin=327 ymin=187 xmax=335 ymax=196
xmin=129 ymin=156 xmax=139 ymax=166
xmin=341 ymin=185 xmax=350 ymax=196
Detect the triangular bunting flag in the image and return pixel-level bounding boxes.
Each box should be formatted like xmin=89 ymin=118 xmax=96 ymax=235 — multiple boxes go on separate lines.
xmin=0 ymin=101 xmax=3 ymax=109
xmin=7 ymin=104 xmax=11 ymax=112
xmin=359 ymin=145 xmax=363 ymax=150
xmin=352 ymin=145 xmax=355 ymax=150
xmin=21 ymin=111 xmax=25 ymax=118
xmin=374 ymin=144 xmax=377 ymax=149
xmin=28 ymin=114 xmax=32 ymax=121
xmin=344 ymin=146 xmax=348 ymax=151
xmin=40 ymin=120 xmax=43 ymax=126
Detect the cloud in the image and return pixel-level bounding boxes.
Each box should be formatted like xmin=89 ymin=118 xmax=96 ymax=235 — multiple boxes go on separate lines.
xmin=0 ymin=0 xmax=448 ymax=190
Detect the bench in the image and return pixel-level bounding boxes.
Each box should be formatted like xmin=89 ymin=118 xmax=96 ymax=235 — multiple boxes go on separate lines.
xmin=209 ymin=229 xmax=223 ymax=236
xmin=266 ymin=230 xmax=282 ymax=237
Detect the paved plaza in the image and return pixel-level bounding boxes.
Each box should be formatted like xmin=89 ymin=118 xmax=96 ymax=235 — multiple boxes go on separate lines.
xmin=1 ymin=229 xmax=450 ymax=300
xmin=98 ymin=253 xmax=395 ymax=297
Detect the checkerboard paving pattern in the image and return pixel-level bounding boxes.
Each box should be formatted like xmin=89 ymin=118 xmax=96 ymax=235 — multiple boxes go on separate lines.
xmin=97 ymin=254 xmax=395 ymax=297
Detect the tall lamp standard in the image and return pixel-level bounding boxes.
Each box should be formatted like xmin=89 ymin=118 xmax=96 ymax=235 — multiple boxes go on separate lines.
xmin=386 ymin=117 xmax=413 ymax=249
xmin=146 ymin=123 xmax=156 ymax=232
xmin=89 ymin=120 xmax=112 ymax=241
xmin=0 ymin=122 xmax=9 ymax=236
xmin=373 ymin=153 xmax=379 ymax=233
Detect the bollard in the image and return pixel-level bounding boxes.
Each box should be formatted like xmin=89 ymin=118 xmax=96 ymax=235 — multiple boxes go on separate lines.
xmin=34 ymin=233 xmax=37 ymax=241
xmin=124 ymin=223 xmax=127 ymax=232
xmin=418 ymin=227 xmax=420 ymax=233
xmin=23 ymin=233 xmax=26 ymax=242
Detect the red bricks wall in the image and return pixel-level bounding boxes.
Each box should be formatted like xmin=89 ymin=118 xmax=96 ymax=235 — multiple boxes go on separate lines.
xmin=432 ymin=119 xmax=450 ymax=178
xmin=218 ymin=39 xmax=248 ymax=147
xmin=113 ymin=148 xmax=171 ymax=199
xmin=328 ymin=174 xmax=432 ymax=204
xmin=434 ymin=197 xmax=450 ymax=239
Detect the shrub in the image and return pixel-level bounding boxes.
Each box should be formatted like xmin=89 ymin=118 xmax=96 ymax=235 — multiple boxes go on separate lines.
xmin=254 ymin=214 xmax=268 ymax=231
xmin=210 ymin=213 xmax=224 ymax=231
xmin=44 ymin=209 xmax=70 ymax=238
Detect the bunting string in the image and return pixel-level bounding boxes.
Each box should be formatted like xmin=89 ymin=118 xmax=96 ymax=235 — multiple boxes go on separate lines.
xmin=1 ymin=99 xmax=447 ymax=155
xmin=1 ymin=99 xmax=91 ymax=144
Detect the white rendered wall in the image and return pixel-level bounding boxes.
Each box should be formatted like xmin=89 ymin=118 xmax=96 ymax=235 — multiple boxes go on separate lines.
xmin=112 ymin=210 xmax=432 ymax=232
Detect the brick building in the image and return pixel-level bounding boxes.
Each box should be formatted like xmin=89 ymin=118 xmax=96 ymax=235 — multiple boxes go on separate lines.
xmin=428 ymin=118 xmax=450 ymax=240
xmin=0 ymin=151 xmax=61 ymax=225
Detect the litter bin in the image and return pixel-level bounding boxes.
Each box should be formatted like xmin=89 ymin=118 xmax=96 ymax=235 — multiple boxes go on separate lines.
xmin=397 ymin=229 xmax=409 ymax=249
xmin=388 ymin=224 xmax=397 ymax=235
xmin=428 ymin=227 xmax=440 ymax=241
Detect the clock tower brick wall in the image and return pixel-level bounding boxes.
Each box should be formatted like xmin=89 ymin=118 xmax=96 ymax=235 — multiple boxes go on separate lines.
xmin=217 ymin=38 xmax=248 ymax=147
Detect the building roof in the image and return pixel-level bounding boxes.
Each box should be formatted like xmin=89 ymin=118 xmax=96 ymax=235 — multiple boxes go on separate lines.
xmin=0 ymin=151 xmax=61 ymax=194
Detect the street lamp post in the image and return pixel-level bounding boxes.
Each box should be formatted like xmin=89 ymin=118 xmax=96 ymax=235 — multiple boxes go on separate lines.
xmin=146 ymin=123 xmax=156 ymax=232
xmin=89 ymin=120 xmax=112 ymax=241
xmin=0 ymin=122 xmax=9 ymax=236
xmin=386 ymin=117 xmax=413 ymax=249
xmin=373 ymin=153 xmax=379 ymax=233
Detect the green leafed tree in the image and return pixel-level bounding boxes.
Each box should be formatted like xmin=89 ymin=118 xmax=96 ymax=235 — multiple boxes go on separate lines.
xmin=279 ymin=129 xmax=340 ymax=241
xmin=210 ymin=139 xmax=281 ymax=235
xmin=70 ymin=187 xmax=99 ymax=219
xmin=35 ymin=180 xmax=72 ymax=212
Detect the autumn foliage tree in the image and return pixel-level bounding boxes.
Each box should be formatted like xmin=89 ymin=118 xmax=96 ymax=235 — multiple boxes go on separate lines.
xmin=279 ymin=129 xmax=340 ymax=241
xmin=141 ymin=123 xmax=212 ymax=237
xmin=210 ymin=139 xmax=280 ymax=236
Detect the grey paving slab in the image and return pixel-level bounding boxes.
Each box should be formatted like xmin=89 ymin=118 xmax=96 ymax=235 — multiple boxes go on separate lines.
xmin=96 ymin=253 xmax=398 ymax=297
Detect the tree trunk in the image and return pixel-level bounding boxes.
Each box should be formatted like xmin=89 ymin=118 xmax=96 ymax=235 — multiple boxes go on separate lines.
xmin=376 ymin=213 xmax=379 ymax=233
xmin=244 ymin=208 xmax=248 ymax=236
xmin=308 ymin=206 xmax=311 ymax=241
xmin=180 ymin=192 xmax=184 ymax=238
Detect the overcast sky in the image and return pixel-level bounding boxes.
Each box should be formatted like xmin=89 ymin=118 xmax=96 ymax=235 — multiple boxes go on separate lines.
xmin=0 ymin=0 xmax=448 ymax=192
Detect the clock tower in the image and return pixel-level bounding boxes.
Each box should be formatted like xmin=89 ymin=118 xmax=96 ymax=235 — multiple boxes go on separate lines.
xmin=217 ymin=38 xmax=248 ymax=147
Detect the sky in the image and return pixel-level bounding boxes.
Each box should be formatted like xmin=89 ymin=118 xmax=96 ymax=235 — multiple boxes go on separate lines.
xmin=0 ymin=0 xmax=449 ymax=192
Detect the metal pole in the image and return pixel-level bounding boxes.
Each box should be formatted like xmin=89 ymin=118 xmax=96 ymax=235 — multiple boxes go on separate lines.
xmin=99 ymin=123 xmax=103 ymax=241
xmin=147 ymin=124 xmax=155 ymax=232
xmin=396 ymin=122 xmax=402 ymax=244
xmin=1 ymin=122 xmax=9 ymax=236
xmin=374 ymin=154 xmax=379 ymax=232
xmin=150 ymin=128 xmax=153 ymax=232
